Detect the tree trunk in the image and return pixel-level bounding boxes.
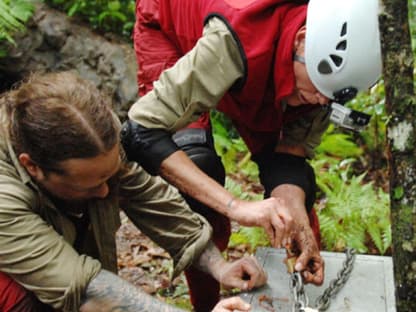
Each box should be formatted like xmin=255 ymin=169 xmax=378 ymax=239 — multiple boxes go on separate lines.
xmin=379 ymin=0 xmax=416 ymax=311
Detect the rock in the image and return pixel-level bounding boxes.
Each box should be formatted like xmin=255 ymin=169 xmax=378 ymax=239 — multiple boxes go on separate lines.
xmin=0 ymin=1 xmax=138 ymax=120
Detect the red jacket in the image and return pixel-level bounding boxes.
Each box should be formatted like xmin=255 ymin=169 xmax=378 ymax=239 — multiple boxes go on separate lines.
xmin=137 ymin=0 xmax=312 ymax=153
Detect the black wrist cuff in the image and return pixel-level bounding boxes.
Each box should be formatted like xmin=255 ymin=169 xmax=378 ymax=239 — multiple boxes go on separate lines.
xmin=252 ymin=152 xmax=317 ymax=212
xmin=120 ymin=120 xmax=179 ymax=175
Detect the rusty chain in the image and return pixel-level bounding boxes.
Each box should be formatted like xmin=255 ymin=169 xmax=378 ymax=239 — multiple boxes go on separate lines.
xmin=290 ymin=248 xmax=356 ymax=312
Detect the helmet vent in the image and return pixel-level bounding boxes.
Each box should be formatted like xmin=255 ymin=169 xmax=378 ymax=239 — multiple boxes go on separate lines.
xmin=330 ymin=54 xmax=343 ymax=66
xmin=318 ymin=60 xmax=333 ymax=74
xmin=317 ymin=22 xmax=348 ymax=75
xmin=336 ymin=40 xmax=347 ymax=51
xmin=340 ymin=22 xmax=347 ymax=36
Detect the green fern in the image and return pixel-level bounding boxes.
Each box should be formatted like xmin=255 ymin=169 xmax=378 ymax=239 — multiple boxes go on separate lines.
xmin=314 ymin=167 xmax=391 ymax=254
xmin=0 ymin=0 xmax=34 ymax=44
xmin=45 ymin=0 xmax=136 ymax=39
xmin=315 ymin=124 xmax=363 ymax=158
xmin=229 ymin=226 xmax=270 ymax=252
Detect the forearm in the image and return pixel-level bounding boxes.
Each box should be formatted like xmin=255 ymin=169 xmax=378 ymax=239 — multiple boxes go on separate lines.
xmin=160 ymin=150 xmax=235 ymax=217
xmin=192 ymin=240 xmax=226 ymax=281
xmin=80 ymin=270 xmax=184 ymax=312
xmin=193 ymin=240 xmax=268 ymax=291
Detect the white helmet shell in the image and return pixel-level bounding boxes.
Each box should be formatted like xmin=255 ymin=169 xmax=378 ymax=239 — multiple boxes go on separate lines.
xmin=305 ymin=0 xmax=382 ymax=101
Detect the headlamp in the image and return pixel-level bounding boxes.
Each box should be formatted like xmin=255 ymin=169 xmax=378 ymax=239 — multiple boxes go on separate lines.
xmin=333 ymin=87 xmax=357 ymax=105
xmin=328 ymin=87 xmax=371 ymax=131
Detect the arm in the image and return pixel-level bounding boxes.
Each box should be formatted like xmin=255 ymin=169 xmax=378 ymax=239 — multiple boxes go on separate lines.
xmin=119 ymin=162 xmax=213 ymax=278
xmin=159 ymin=150 xmax=294 ymax=248
xmin=80 ymin=270 xmax=184 ymax=312
xmin=193 ymin=241 xmax=267 ymax=291
xmin=267 ymin=108 xmax=330 ymax=285
xmin=119 ymin=162 xmax=267 ymax=288
xmin=0 ymin=175 xmax=102 ymax=310
xmin=123 ymin=18 xmax=294 ymax=248
xmin=128 ymin=17 xmax=244 ymax=132
xmin=82 ymin=271 xmax=252 ymax=312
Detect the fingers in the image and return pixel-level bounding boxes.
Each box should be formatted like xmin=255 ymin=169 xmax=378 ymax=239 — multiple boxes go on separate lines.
xmin=302 ymin=266 xmax=324 ymax=285
xmin=212 ymin=296 xmax=251 ymax=312
xmin=269 ymin=198 xmax=294 ymax=248
xmin=232 ymin=197 xmax=294 ymax=249
xmin=242 ymin=256 xmax=268 ymax=289
xmin=304 ymin=257 xmax=325 ymax=285
xmin=269 ymin=215 xmax=285 ymax=248
xmin=220 ymin=256 xmax=267 ymax=291
xmin=264 ymin=223 xmax=277 ymax=248
xmin=295 ymin=252 xmax=325 ymax=285
xmin=233 ymin=256 xmax=267 ymax=290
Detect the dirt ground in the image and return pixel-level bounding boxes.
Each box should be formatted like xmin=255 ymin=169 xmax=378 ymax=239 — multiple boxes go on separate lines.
xmin=115 ymin=212 xmax=249 ymax=309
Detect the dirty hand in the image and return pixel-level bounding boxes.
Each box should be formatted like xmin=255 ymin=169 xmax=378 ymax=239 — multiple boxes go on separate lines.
xmin=292 ymin=224 xmax=324 ymax=285
xmin=217 ymin=255 xmax=267 ymax=291
xmin=229 ymin=197 xmax=294 ymax=248
xmin=212 ymin=296 xmax=251 ymax=312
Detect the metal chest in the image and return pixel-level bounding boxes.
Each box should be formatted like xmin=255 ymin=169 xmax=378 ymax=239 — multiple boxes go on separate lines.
xmin=240 ymin=248 xmax=396 ymax=312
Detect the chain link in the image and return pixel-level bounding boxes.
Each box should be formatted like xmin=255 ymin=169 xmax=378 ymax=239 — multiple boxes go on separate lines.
xmin=291 ymin=272 xmax=308 ymax=311
xmin=290 ymin=248 xmax=356 ymax=312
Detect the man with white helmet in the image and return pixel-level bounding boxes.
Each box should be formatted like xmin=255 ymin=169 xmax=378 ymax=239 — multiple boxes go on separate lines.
xmin=122 ymin=0 xmax=382 ymax=310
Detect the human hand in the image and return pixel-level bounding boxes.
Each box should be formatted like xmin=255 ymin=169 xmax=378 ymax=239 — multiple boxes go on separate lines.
xmin=291 ymin=225 xmax=324 ymax=285
xmin=212 ymin=296 xmax=251 ymax=312
xmin=217 ymin=255 xmax=267 ymax=291
xmin=229 ymin=197 xmax=294 ymax=248
xmin=268 ymin=184 xmax=324 ymax=285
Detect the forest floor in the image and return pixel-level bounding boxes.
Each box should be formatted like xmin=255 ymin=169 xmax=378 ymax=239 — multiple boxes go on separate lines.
xmin=116 ymin=213 xmax=248 ymax=310
xmin=115 ymin=173 xmax=261 ymax=310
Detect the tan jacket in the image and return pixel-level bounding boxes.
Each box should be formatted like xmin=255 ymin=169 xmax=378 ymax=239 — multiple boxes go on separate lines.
xmin=129 ymin=17 xmax=330 ymax=159
xmin=0 ymin=108 xmax=212 ymax=311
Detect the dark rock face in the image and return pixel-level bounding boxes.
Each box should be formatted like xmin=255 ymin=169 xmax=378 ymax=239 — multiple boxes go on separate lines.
xmin=0 ymin=2 xmax=138 ymax=120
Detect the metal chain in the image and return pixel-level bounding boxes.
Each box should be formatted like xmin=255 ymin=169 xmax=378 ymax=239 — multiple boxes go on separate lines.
xmin=291 ymin=272 xmax=308 ymax=311
xmin=290 ymin=248 xmax=356 ymax=312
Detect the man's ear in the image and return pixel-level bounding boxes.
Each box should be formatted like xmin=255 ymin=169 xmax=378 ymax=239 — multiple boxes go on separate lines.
xmin=294 ymin=25 xmax=307 ymax=52
xmin=18 ymin=153 xmax=44 ymax=180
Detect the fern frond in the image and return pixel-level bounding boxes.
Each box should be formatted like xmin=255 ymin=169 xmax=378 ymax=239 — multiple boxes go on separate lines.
xmin=0 ymin=0 xmax=34 ymax=45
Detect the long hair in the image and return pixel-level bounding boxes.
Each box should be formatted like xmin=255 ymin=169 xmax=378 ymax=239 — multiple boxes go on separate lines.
xmin=2 ymin=71 xmax=120 ymax=174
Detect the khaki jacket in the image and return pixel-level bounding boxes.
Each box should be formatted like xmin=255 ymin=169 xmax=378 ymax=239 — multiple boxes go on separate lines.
xmin=0 ymin=107 xmax=212 ymax=311
xmin=129 ymin=17 xmax=330 ymax=159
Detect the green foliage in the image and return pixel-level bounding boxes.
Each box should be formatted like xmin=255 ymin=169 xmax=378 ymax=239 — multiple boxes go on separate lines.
xmin=315 ymin=124 xmax=363 ymax=158
xmin=157 ymin=282 xmax=192 ymax=311
xmin=0 ymin=0 xmax=34 ymax=53
xmin=393 ymin=186 xmax=404 ymax=200
xmin=311 ymin=125 xmax=391 ymax=255
xmin=315 ymin=170 xmax=391 ymax=254
xmin=349 ymin=82 xmax=387 ymax=156
xmin=229 ymin=226 xmax=270 ymax=252
xmin=311 ymin=79 xmax=391 ymax=255
xmin=212 ymin=111 xmax=259 ymax=180
xmin=409 ymin=0 xmax=416 ymax=53
xmin=45 ymin=0 xmax=135 ymax=38
xmin=225 ymin=178 xmax=262 ymax=201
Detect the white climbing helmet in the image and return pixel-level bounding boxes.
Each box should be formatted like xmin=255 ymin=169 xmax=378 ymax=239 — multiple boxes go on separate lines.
xmin=305 ymin=0 xmax=382 ymax=103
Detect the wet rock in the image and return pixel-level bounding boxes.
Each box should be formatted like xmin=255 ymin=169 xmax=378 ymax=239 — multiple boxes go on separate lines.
xmin=0 ymin=1 xmax=138 ymax=120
